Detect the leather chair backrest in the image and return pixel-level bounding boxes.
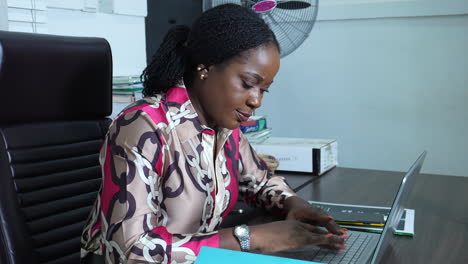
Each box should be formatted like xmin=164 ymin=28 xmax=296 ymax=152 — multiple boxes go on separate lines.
xmin=0 ymin=30 xmax=112 ymax=264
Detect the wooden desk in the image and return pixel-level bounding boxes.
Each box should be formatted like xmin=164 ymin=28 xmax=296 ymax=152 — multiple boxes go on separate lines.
xmin=281 ymin=167 xmax=468 ymax=264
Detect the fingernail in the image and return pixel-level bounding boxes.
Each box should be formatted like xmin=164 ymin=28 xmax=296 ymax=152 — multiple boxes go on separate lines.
xmin=325 ymin=233 xmax=333 ymax=238
xmin=328 ymin=216 xmax=334 ymax=220
xmin=340 ymin=245 xmax=347 ymax=250
xmin=341 ymin=235 xmax=349 ymax=239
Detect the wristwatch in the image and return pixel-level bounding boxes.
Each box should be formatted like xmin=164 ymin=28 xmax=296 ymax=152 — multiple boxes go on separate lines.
xmin=233 ymin=224 xmax=250 ymax=252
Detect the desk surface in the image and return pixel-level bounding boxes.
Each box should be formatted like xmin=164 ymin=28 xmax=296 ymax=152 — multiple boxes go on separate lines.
xmin=281 ymin=167 xmax=468 ymax=264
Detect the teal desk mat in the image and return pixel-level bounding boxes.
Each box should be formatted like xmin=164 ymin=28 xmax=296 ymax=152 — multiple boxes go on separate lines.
xmin=195 ymin=246 xmax=322 ymax=264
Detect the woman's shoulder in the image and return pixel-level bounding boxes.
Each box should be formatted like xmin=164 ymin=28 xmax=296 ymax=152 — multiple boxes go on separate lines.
xmin=115 ymin=95 xmax=168 ymax=120
xmin=109 ymin=95 xmax=170 ymax=133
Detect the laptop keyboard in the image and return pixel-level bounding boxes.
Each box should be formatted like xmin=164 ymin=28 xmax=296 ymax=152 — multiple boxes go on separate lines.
xmin=309 ymin=231 xmax=372 ymax=264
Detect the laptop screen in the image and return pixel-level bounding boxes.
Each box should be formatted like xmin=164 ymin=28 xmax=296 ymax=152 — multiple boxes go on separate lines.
xmin=370 ymin=151 xmax=427 ymax=264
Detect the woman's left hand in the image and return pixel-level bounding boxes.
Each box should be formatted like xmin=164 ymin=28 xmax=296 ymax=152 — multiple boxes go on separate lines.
xmin=284 ymin=196 xmax=347 ymax=236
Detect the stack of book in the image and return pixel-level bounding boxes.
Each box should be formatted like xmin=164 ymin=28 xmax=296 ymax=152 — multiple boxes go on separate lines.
xmin=112 ymin=75 xmax=144 ymax=103
xmin=240 ymin=115 xmax=272 ymax=144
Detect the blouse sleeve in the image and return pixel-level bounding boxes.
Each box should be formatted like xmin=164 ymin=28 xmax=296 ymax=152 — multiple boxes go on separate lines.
xmin=237 ymin=131 xmax=297 ymax=212
xmin=98 ymin=110 xmax=218 ymax=264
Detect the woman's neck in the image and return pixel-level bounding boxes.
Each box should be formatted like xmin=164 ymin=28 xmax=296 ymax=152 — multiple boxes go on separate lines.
xmin=186 ymin=85 xmax=216 ymax=129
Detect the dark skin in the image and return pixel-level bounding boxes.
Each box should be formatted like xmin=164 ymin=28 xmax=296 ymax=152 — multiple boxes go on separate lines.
xmin=186 ymin=45 xmax=347 ymax=253
xmin=187 ymin=48 xmax=274 ymax=130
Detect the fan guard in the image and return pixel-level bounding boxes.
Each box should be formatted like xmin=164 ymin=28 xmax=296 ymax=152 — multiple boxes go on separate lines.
xmin=202 ymin=0 xmax=319 ymax=58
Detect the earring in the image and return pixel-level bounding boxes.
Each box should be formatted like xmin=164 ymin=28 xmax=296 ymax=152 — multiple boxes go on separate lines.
xmin=197 ymin=66 xmax=202 ymax=71
xmin=200 ymin=74 xmax=206 ymax=80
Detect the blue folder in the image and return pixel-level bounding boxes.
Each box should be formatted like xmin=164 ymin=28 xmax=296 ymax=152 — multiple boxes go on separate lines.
xmin=195 ymin=246 xmax=322 ymax=264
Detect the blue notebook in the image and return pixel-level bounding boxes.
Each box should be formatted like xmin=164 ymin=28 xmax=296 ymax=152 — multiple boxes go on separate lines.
xmin=195 ymin=246 xmax=322 ymax=264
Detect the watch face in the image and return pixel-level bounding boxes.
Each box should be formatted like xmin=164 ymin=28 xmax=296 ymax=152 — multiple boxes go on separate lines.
xmin=235 ymin=226 xmax=248 ymax=237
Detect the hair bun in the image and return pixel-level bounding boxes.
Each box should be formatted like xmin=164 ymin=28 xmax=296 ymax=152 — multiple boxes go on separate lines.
xmin=171 ymin=25 xmax=191 ymax=48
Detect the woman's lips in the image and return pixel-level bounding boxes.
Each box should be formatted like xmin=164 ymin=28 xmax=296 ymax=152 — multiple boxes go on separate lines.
xmin=236 ymin=110 xmax=252 ymax=122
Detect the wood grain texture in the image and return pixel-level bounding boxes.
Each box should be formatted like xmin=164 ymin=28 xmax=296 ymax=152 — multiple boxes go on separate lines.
xmin=281 ymin=168 xmax=468 ymax=264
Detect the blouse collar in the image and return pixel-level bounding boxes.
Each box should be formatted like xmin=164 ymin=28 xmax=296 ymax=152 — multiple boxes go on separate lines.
xmin=164 ymin=86 xmax=233 ymax=143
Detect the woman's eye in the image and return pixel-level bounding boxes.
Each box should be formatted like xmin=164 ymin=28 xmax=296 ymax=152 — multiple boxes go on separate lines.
xmin=242 ymin=81 xmax=253 ymax=89
xmin=261 ymin=89 xmax=269 ymax=94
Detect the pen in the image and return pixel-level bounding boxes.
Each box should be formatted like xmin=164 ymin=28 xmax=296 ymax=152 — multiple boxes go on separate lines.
xmin=335 ymin=221 xmax=385 ymax=227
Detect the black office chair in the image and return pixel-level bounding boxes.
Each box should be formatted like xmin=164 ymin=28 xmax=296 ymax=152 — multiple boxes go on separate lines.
xmin=0 ymin=31 xmax=112 ymax=264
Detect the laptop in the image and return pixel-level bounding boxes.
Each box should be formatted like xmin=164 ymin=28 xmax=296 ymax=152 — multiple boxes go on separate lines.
xmin=270 ymin=151 xmax=427 ymax=264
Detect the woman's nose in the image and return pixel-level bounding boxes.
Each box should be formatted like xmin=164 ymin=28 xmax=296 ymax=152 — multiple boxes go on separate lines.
xmin=247 ymin=90 xmax=262 ymax=109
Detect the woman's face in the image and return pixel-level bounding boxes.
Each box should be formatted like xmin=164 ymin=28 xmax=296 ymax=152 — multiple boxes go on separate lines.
xmin=191 ymin=45 xmax=280 ymax=130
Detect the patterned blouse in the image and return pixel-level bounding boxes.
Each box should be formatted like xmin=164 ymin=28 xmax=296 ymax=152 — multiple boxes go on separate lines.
xmin=81 ymin=86 xmax=296 ymax=263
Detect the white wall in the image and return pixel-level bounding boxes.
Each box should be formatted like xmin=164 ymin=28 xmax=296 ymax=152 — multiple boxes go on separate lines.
xmin=0 ymin=0 xmax=8 ymax=30
xmin=258 ymin=3 xmax=468 ymax=176
xmin=46 ymin=8 xmax=146 ymax=76
xmin=4 ymin=0 xmax=147 ymax=76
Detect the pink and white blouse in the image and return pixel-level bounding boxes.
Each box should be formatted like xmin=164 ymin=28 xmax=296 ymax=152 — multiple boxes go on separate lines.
xmin=81 ymin=86 xmax=296 ymax=263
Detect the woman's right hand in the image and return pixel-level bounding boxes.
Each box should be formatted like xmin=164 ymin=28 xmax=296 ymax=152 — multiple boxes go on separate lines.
xmin=250 ymin=220 xmax=347 ymax=253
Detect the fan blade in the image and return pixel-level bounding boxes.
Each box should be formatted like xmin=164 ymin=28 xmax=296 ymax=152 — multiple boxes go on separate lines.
xmin=276 ymin=1 xmax=311 ymax=10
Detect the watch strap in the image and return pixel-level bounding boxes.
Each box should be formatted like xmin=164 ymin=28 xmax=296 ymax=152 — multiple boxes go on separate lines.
xmin=233 ymin=224 xmax=250 ymax=252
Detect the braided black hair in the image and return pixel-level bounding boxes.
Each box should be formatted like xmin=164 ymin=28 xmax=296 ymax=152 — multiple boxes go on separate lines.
xmin=141 ymin=4 xmax=280 ymax=97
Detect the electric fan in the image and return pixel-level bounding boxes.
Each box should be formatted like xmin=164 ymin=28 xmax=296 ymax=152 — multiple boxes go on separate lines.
xmin=202 ymin=0 xmax=319 ymax=58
